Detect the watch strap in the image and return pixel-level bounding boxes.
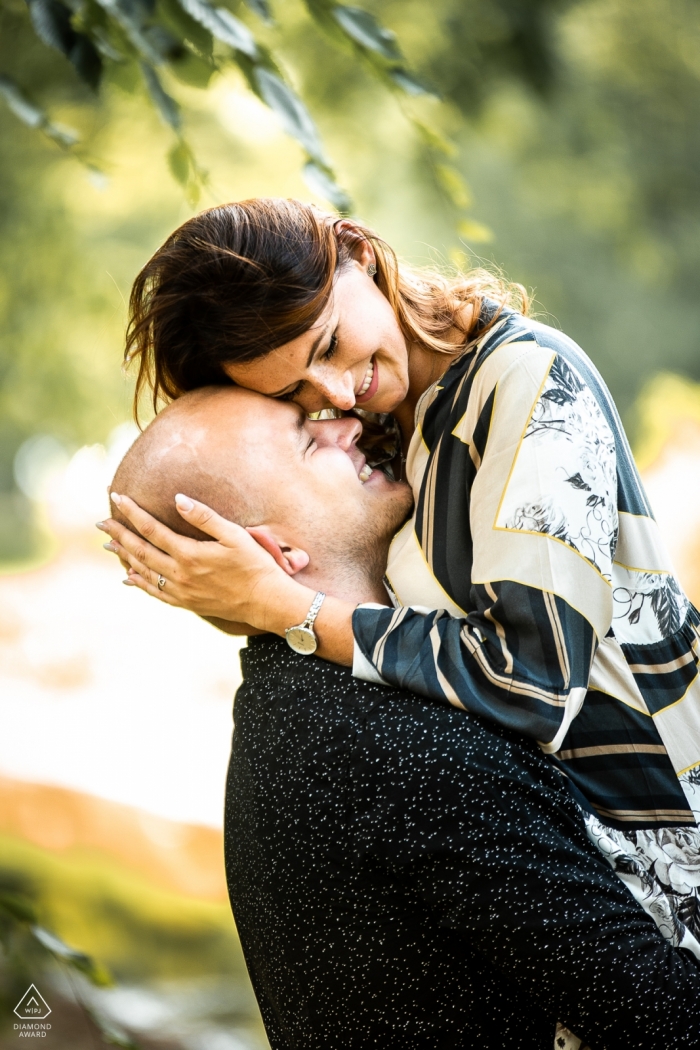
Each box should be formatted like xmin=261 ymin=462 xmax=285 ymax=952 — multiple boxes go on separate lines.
xmin=301 ymin=591 xmax=325 ymax=630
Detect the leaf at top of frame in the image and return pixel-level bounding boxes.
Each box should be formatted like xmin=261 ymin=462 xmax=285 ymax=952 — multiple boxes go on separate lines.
xmin=70 ymin=36 xmax=103 ymax=89
xmin=176 ymin=0 xmax=258 ymax=57
xmin=389 ymin=67 xmax=435 ymax=97
xmin=168 ymin=140 xmax=190 ymax=183
xmin=303 ymin=160 xmax=352 ymax=213
xmin=159 ymin=0 xmax=214 ymax=57
xmin=27 ymin=0 xmax=103 ymax=89
xmin=27 ymin=0 xmax=74 ymax=55
xmin=141 ymin=62 xmax=181 ymax=129
xmin=170 ymin=47 xmax=215 ymax=87
xmin=45 ymin=121 xmax=81 ymax=146
xmin=242 ymin=0 xmax=272 ymax=25
xmin=412 ymin=120 xmax=455 ymax=157
xmin=141 ymin=23 xmax=185 ymax=61
xmin=436 ymin=163 xmax=472 ymax=209
xmin=332 ymin=5 xmax=401 ymax=62
xmin=0 ymin=75 xmax=45 ymax=128
xmin=254 ymin=67 xmax=326 ymax=166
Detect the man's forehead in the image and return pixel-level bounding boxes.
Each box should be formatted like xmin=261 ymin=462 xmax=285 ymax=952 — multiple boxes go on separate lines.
xmin=212 ymin=389 xmax=308 ymax=448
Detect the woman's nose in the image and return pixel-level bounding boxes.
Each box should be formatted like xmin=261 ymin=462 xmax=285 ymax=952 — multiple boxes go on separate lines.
xmin=314 ymin=369 xmax=356 ymax=411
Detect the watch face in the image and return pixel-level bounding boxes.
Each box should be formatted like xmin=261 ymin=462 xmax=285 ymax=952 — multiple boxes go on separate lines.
xmin=285 ymin=626 xmax=318 ymax=655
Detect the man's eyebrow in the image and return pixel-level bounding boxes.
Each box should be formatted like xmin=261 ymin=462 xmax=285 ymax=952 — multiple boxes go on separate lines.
xmin=267 ymin=322 xmax=331 ymax=398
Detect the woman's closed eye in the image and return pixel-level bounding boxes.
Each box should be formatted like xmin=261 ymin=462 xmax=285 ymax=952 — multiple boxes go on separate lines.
xmin=278 ymin=382 xmax=304 ymax=402
xmin=276 ymin=334 xmax=337 ymax=402
xmin=322 ymin=332 xmax=338 ymax=360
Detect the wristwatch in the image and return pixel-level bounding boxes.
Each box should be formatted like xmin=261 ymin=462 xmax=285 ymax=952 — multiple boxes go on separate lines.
xmin=285 ymin=591 xmax=326 ymax=655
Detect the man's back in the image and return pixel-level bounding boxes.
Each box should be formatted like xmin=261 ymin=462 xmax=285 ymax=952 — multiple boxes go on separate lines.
xmin=224 ymin=636 xmax=700 ymax=1049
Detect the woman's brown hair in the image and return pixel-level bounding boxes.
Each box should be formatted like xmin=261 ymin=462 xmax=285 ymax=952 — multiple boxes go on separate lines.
xmin=126 ymin=197 xmax=528 ymax=422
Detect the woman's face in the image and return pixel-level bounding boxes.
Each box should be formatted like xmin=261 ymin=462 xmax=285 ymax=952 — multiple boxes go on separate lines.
xmin=222 ymin=258 xmax=410 ymax=415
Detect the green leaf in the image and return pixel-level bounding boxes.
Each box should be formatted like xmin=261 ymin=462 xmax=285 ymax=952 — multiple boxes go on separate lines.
xmin=332 ymin=5 xmax=401 ymax=62
xmin=255 ymin=67 xmax=326 ymax=165
xmin=457 ymin=218 xmax=493 ymax=244
xmin=94 ymin=0 xmax=163 ymax=65
xmin=168 ymin=140 xmax=190 ymax=183
xmin=302 ymin=160 xmax=352 ymax=212
xmin=170 ymin=47 xmax=215 ymax=87
xmin=0 ymin=75 xmax=80 ymax=146
xmin=158 ymin=0 xmax=214 ymax=56
xmin=28 ymin=0 xmax=74 ymax=53
xmin=389 ymin=67 xmax=434 ymax=96
xmin=412 ymin=119 xmax=456 ymax=157
xmin=26 ymin=0 xmax=103 ymax=89
xmin=70 ymin=36 xmax=104 ymax=90
xmin=242 ymin=0 xmax=272 ymax=24
xmin=175 ymin=0 xmax=258 ymax=57
xmin=141 ymin=63 xmax=181 ymax=129
xmin=435 ymin=164 xmax=472 ymax=209
xmin=44 ymin=122 xmax=81 ymax=147
xmin=0 ymin=75 xmax=45 ymax=128
xmin=141 ymin=24 xmax=184 ymax=62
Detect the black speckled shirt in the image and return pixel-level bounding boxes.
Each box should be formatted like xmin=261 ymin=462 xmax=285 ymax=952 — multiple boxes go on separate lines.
xmin=224 ymin=635 xmax=700 ymax=1049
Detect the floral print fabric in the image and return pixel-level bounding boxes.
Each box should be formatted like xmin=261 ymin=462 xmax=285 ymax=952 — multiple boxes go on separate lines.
xmin=351 ymin=308 xmax=700 ymax=1016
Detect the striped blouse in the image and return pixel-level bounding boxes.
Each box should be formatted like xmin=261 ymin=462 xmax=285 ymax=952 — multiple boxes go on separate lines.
xmin=352 ymin=307 xmax=700 ymax=959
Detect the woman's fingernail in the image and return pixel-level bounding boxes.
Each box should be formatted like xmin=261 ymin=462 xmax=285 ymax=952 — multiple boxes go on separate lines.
xmin=103 ymin=542 xmax=118 ymax=552
xmin=96 ymin=521 xmax=107 ymax=532
xmin=111 ymin=493 xmax=122 ymax=506
xmin=175 ymin=494 xmax=194 ymax=512
xmin=122 ymin=578 xmax=134 ymax=586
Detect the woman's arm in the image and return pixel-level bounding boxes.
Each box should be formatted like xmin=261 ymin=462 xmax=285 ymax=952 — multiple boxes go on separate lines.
xmin=351 ymin=348 xmax=619 ymax=751
xmin=202 ymin=617 xmax=266 ymax=636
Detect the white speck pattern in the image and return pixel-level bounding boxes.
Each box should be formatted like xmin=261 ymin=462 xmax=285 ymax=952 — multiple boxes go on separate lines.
xmin=224 ymin=636 xmax=700 ymax=1049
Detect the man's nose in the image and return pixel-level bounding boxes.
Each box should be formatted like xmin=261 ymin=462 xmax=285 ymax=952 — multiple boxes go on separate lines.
xmin=309 ymin=416 xmax=363 ymax=451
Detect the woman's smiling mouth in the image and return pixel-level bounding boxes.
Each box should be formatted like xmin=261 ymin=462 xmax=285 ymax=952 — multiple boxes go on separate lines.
xmin=355 ymin=358 xmax=379 ymax=404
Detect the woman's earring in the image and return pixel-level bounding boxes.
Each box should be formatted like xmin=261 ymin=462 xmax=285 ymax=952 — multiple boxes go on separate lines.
xmin=367 ymin=263 xmax=377 ymax=277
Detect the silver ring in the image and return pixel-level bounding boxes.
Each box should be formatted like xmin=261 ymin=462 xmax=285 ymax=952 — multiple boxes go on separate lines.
xmin=157 ymin=575 xmax=166 ymax=590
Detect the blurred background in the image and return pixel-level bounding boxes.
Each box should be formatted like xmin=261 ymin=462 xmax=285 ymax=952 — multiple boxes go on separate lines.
xmin=2 ymin=0 xmax=700 ymax=1045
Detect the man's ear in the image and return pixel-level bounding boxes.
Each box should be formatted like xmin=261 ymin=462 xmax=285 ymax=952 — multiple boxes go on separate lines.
xmin=245 ymin=525 xmax=310 ymax=576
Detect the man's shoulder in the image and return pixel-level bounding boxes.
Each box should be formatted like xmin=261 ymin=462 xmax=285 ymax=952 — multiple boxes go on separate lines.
xmin=238 ymin=636 xmax=548 ymax=784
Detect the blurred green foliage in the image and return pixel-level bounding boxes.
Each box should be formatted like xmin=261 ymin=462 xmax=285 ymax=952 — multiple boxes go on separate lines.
xmin=0 ymin=834 xmax=264 ymax=1047
xmin=1 ymin=0 xmax=700 ymax=562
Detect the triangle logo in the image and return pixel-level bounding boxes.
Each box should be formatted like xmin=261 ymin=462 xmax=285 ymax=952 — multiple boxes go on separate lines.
xmin=14 ymin=984 xmax=51 ymax=1020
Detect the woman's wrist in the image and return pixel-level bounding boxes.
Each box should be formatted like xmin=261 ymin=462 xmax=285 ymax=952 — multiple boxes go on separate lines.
xmin=246 ymin=572 xmax=355 ymax=666
xmin=251 ymin=572 xmax=317 ymax=637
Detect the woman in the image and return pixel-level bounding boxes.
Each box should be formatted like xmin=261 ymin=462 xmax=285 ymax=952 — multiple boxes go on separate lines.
xmin=103 ymin=198 xmax=700 ymax=963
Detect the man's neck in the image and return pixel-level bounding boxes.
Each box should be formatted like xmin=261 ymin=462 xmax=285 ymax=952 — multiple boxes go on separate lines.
xmin=295 ymin=565 xmax=389 ymax=608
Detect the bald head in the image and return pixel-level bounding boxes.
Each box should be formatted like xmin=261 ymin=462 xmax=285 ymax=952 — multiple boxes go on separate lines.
xmin=110 ymin=387 xmax=267 ymax=538
xmin=108 ymin=385 xmax=412 ymax=607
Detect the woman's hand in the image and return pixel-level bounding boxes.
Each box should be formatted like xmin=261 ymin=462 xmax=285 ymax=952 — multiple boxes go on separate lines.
xmin=98 ymin=492 xmax=357 ymax=665
xmin=98 ymin=492 xmax=307 ymax=630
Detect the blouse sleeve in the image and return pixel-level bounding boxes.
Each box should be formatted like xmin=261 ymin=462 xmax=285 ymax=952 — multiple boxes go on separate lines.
xmin=352 ymin=350 xmax=618 ymax=753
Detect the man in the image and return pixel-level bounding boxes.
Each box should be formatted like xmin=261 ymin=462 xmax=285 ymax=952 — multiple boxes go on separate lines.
xmin=106 ymin=387 xmax=700 ymax=1049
